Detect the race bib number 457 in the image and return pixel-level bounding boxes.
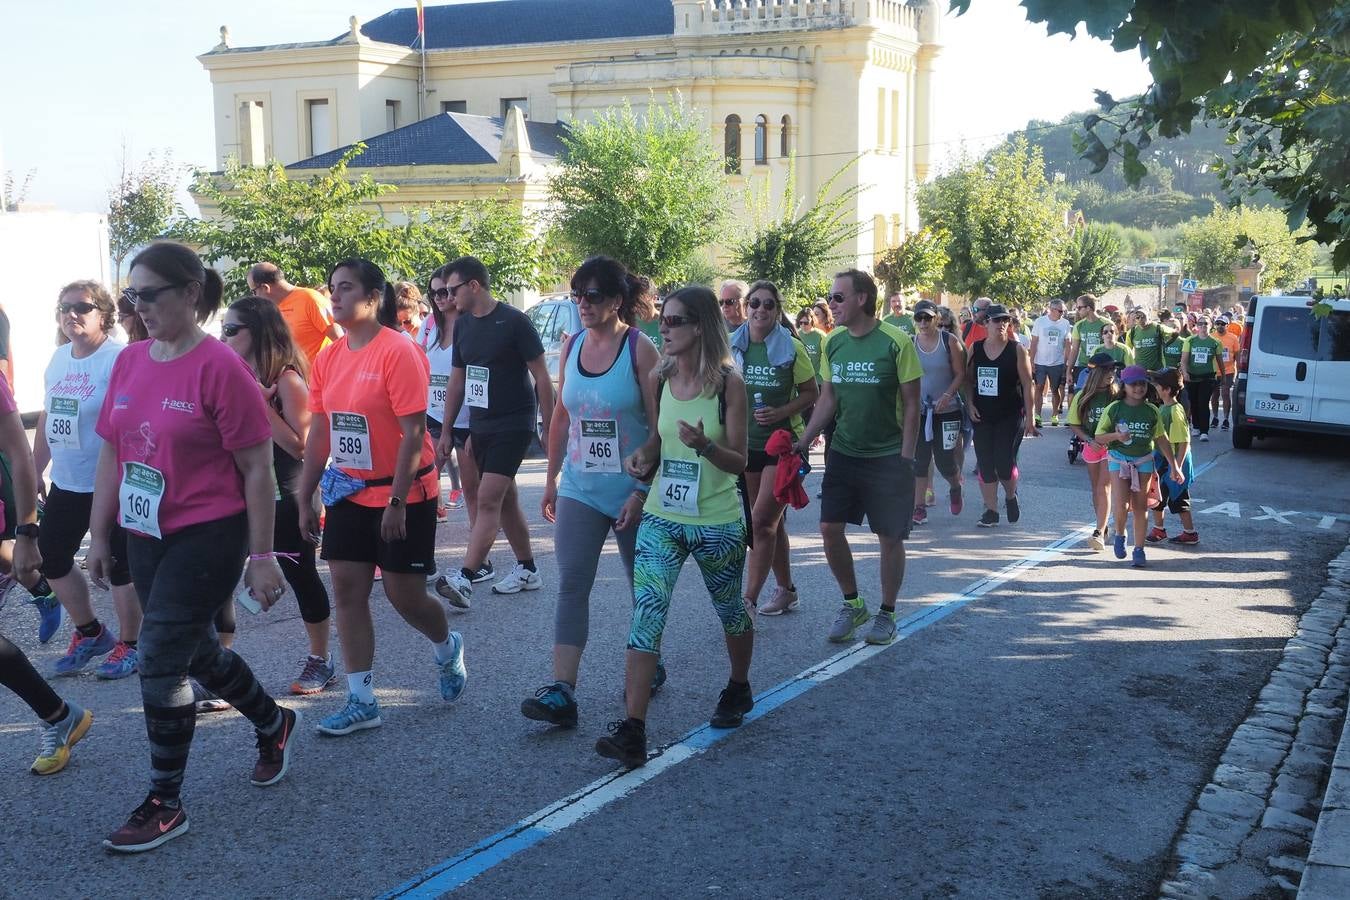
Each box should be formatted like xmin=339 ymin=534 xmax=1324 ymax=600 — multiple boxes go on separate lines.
xmin=658 ymin=458 xmax=701 ymax=516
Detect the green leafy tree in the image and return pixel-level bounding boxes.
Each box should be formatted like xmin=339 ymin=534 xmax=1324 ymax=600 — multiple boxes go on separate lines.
xmin=1058 ymin=224 xmax=1123 ymax=297
xmin=1179 ymin=205 xmax=1317 ymax=289
xmin=917 ymin=137 xmax=1068 ymax=304
xmin=548 ymin=97 xmax=727 ymax=286
xmin=873 ymin=226 xmax=949 ymax=295
xmin=730 ymin=159 xmax=864 ymax=309
xmin=108 ymin=150 xmax=183 ymax=286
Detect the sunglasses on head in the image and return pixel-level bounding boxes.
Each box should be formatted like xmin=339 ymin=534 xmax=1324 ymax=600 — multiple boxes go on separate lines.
xmin=221 ymin=323 xmax=247 ymax=337
xmin=59 ymin=301 xmax=97 ymax=316
xmin=747 ymin=296 xmax=776 ymax=310
xmin=570 ymin=288 xmax=606 ymax=305
xmin=661 ymin=314 xmax=695 ymax=328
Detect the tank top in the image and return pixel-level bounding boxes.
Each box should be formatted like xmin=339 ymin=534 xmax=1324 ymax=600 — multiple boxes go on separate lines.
xmin=971 ymin=339 xmax=1022 ymax=421
xmin=916 ymin=330 xmax=956 ymax=404
xmin=422 ymin=320 xmax=468 ymax=429
xmin=270 ymin=366 xmax=303 ymax=499
xmin=558 ymin=330 xmax=649 ymax=519
xmin=643 ymin=380 xmax=741 ymax=526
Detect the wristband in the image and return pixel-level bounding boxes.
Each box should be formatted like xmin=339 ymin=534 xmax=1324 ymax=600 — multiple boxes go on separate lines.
xmin=249 ymin=552 xmax=300 ymax=563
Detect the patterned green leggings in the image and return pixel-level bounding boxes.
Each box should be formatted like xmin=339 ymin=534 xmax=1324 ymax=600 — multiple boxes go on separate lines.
xmin=629 ymin=512 xmax=749 ymax=655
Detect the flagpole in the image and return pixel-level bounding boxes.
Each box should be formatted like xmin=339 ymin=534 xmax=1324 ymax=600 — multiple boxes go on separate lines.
xmin=417 ymin=1 xmax=427 ymax=119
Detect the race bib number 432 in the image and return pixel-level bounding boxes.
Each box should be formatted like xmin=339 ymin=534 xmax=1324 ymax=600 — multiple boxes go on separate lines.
xmin=977 ymin=366 xmax=999 ymax=397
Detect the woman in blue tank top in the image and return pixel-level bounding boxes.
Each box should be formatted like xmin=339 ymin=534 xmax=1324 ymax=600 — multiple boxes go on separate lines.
xmin=523 ymin=257 xmax=661 ymax=730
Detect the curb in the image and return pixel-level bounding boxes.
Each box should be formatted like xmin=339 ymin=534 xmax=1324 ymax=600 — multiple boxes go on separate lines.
xmin=1300 ymin=620 xmax=1350 ymax=899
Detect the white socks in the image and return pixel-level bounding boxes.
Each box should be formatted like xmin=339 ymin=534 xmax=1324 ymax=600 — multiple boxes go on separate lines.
xmin=348 ymin=671 xmax=376 ymax=704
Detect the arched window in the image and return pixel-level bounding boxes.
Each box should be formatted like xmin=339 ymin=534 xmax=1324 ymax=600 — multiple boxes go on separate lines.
xmin=780 ymin=115 xmax=791 ymax=157
xmin=724 ymin=115 xmax=742 ymax=175
xmin=754 ymin=114 xmax=768 ymax=165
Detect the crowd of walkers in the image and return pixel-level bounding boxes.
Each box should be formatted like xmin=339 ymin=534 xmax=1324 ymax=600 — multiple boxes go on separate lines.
xmin=0 ymin=242 xmax=1225 ymax=852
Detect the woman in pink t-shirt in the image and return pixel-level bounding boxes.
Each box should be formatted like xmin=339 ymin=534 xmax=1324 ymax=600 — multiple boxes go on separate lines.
xmin=88 ymin=242 xmax=299 ymax=854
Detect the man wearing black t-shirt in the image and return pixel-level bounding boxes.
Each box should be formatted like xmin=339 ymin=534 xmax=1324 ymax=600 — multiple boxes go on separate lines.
xmin=434 ymin=256 xmax=554 ymax=606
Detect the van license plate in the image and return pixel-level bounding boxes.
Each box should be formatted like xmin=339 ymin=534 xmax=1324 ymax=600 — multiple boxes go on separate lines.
xmin=1255 ymin=399 xmax=1302 ymax=414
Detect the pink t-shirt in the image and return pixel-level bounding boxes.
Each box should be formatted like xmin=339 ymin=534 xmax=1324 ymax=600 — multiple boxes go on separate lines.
xmin=96 ymin=338 xmax=271 ymax=537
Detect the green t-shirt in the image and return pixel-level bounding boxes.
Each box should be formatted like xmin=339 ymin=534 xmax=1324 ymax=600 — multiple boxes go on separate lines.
xmin=1128 ymin=324 xmax=1165 ymax=370
xmin=1072 ymin=318 xmax=1107 ymax=365
xmin=1096 ymin=399 xmax=1163 ymax=458
xmin=798 ymin=329 xmax=824 ymax=380
xmin=1160 ymin=330 xmax=1185 ymax=369
xmin=1103 ymin=344 xmax=1133 ymax=366
xmin=821 ymin=322 xmax=922 ymax=458
xmin=637 ymin=315 xmax=662 ymax=349
xmin=1160 ymin=401 xmax=1189 ymax=446
xmin=883 ymin=313 xmax=915 ymax=337
xmin=1184 ymin=336 xmax=1221 ymax=377
xmin=742 ymin=339 xmax=815 ymax=451
xmin=1067 ymin=390 xmax=1113 ymax=437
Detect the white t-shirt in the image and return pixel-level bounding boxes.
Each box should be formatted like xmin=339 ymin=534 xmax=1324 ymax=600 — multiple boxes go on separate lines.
xmin=421 ymin=320 xmax=469 ymax=429
xmin=43 ymin=338 xmax=125 ymax=493
xmin=1031 ymin=314 xmax=1072 ymax=367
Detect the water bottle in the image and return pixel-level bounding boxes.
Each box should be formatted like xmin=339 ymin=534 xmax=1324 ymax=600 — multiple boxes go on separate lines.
xmin=753 ymin=392 xmax=765 ymax=411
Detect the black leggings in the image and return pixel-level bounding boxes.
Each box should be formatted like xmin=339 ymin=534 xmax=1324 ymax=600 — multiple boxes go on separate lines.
xmin=274 ymin=493 xmax=330 ymax=624
xmin=0 ymin=630 xmax=63 ymax=720
xmin=1187 ymin=378 xmax=1215 ymax=435
xmin=973 ymin=415 xmax=1024 ymax=483
xmin=915 ymin=409 xmax=962 ymax=480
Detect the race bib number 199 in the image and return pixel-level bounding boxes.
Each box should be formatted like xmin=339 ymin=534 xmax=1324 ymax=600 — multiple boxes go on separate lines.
xmin=658 ymin=459 xmax=701 ymax=516
xmin=466 ymin=366 xmax=490 ymax=409
xmin=331 ymin=412 xmax=373 ymax=470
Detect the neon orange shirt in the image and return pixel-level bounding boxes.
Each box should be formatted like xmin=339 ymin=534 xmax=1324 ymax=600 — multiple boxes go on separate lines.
xmin=279 ymin=287 xmax=336 ymax=364
xmin=1217 ymin=332 xmax=1241 ymax=375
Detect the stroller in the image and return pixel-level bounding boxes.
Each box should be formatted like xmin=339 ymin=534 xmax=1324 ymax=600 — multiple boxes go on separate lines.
xmin=1066 ymin=366 xmax=1092 ymax=464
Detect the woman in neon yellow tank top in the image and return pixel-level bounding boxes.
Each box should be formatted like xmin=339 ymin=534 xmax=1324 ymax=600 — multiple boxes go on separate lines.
xmin=595 ymin=286 xmax=751 ymax=770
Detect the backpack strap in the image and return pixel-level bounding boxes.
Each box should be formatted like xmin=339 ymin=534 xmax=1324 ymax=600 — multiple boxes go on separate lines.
xmin=560 ymin=330 xmax=581 ymax=375
xmin=627 ymin=326 xmax=640 ymax=382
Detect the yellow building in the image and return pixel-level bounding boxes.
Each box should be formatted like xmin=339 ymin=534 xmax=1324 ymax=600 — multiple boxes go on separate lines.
xmin=199 ymin=0 xmax=941 ymax=269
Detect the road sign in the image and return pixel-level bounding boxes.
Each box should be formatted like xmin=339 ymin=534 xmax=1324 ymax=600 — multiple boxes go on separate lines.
xmin=1180 ymin=278 xmax=1198 ymax=293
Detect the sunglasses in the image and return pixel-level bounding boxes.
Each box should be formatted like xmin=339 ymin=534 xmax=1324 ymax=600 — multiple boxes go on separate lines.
xmin=429 ymin=288 xmax=451 ymax=301
xmin=221 ymin=323 xmax=248 ymax=337
xmin=719 ymin=298 xmax=741 ymax=307
xmin=826 ymin=293 xmax=848 ymax=304
xmin=747 ymin=297 xmax=776 ymax=310
xmin=913 ymin=312 xmax=935 ymax=322
xmin=59 ymin=301 xmax=98 ymax=316
xmin=570 ymin=288 xmax=606 ymax=305
xmin=661 ymin=314 xmax=695 ymax=328
xmin=122 ymin=282 xmax=192 ymax=306
xmin=990 ymin=316 xmax=1011 ymax=324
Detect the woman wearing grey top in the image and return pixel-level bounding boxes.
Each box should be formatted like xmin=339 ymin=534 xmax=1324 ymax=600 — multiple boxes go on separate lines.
xmin=911 ymin=301 xmax=969 ymax=526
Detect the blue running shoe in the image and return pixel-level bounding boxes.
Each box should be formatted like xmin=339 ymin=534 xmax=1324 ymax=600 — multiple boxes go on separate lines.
xmin=32 ymin=592 xmax=62 ymax=644
xmin=1113 ymin=534 xmax=1127 ymax=560
xmin=316 ymin=695 xmax=382 ymax=736
xmin=521 ymin=681 xmax=577 ymax=727
xmin=96 ymin=642 xmax=140 ymax=680
xmin=53 ymin=628 xmax=116 ymax=676
xmin=438 ymin=631 xmax=467 ymax=703
xmin=1132 ymin=547 xmax=1147 ymax=568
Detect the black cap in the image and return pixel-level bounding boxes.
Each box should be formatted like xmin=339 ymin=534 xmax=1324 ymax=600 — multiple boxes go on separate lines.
xmin=985 ymin=303 xmax=1010 ymax=320
xmin=1088 ymin=351 xmax=1116 ymax=368
xmin=912 ymin=300 xmax=940 ymax=316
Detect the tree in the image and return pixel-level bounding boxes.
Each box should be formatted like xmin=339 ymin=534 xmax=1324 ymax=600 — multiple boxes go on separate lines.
xmin=729 ymin=159 xmax=864 ymax=309
xmin=917 ymin=137 xmax=1067 ymax=304
xmin=1058 ymin=224 xmax=1122 ymax=298
xmin=873 ymin=226 xmax=948 ymax=295
xmin=1179 ymin=205 xmax=1317 ymax=289
xmin=108 ymin=150 xmax=183 ymax=286
xmin=548 ymin=97 xmax=727 ymax=286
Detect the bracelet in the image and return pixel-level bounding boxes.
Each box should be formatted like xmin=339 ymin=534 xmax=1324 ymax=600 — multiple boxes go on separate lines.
xmin=248 ymin=552 xmax=300 ymax=563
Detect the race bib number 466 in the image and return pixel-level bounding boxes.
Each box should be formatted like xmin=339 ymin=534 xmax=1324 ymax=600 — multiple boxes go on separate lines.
xmin=580 ymin=419 xmax=620 ymax=473
xmin=331 ymin=412 xmax=373 ymax=470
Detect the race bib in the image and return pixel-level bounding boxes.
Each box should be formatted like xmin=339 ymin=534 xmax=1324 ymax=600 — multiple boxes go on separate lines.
xmin=1192 ymin=347 xmax=1210 ymax=364
xmin=580 ymin=419 xmax=620 ymax=474
xmin=119 ymin=462 xmax=164 ymax=538
xmin=331 ymin=412 xmax=373 ymax=470
xmin=428 ymin=374 xmax=449 ymax=415
xmin=977 ymin=366 xmax=998 ymax=397
xmin=658 ymin=458 xmax=701 ymax=516
xmin=1222 ymin=348 xmax=1231 ymax=363
xmin=466 ymin=366 xmax=490 ymax=409
xmin=46 ymin=396 xmax=81 ymax=450
xmin=1046 ymin=330 xmax=1061 ymax=347
xmin=1084 ymin=341 xmax=1101 ymax=358
xmin=941 ymin=418 xmax=960 ymax=451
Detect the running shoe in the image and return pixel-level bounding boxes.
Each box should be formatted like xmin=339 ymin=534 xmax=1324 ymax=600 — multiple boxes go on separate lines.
xmin=251 ymin=707 xmax=301 ymax=787
xmin=1221 ymin=420 xmax=1230 ymax=431
xmin=1006 ymin=496 xmax=1021 ymax=524
xmin=864 ymin=610 xmax=897 ymax=646
xmin=103 ymin=795 xmax=188 ymax=853
xmin=1035 ymin=417 xmax=1043 ymax=429
xmin=912 ymin=506 xmax=928 ymax=526
xmin=1169 ymin=531 xmax=1200 ymax=545
xmin=373 ymin=566 xmax=383 ymax=582
xmin=31 ymin=702 xmax=92 ymax=776
xmin=1146 ymin=526 xmax=1168 ymax=544
xmin=1132 ymin=547 xmax=1147 ymax=568
xmin=978 ymin=509 xmax=999 ymax=528
xmin=434 ymin=571 xmax=472 ymax=609
xmin=950 ymin=484 xmax=964 ymax=516
xmin=925 ymin=488 xmax=936 ymax=508
xmin=436 ymin=505 xmax=448 ymax=523
xmin=316 ymin=695 xmax=382 ymax=736
xmin=827 ymin=603 xmax=870 ymax=643
xmin=1051 ymin=415 xmax=1061 ymax=427
xmin=290 ymin=654 xmax=336 ymax=695
xmin=31 ymin=592 xmax=62 ymax=644
xmin=192 ymin=681 xmax=231 ymax=714
xmin=469 ymin=561 xmax=495 ymax=584
xmin=96 ymin=642 xmax=139 ymax=680
xmin=53 ymin=627 xmax=116 ymax=676
xmin=595 ymin=718 xmax=647 ymax=769
xmin=446 ymin=489 xmax=464 ymax=510
xmin=709 ymin=681 xmax=754 ymax=729
xmin=438 ymin=631 xmax=467 ymax=702
xmin=1210 ymin=416 xmax=1219 ymax=428
xmin=1190 ymin=427 xmax=1200 ymax=437
xmin=492 ymin=563 xmax=542 ymax=595
xmin=759 ymin=585 xmax=799 ymax=616
xmin=521 ymin=682 xmax=578 ymax=728
xmin=1089 ymin=529 xmax=1104 ymax=552
xmin=1199 ymin=433 xmax=1209 ymax=442
xmin=1113 ymin=535 xmax=1127 ymax=560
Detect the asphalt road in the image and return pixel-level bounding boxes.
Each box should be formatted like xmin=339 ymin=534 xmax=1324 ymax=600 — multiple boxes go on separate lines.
xmin=1 ymin=424 xmax=1347 ymax=899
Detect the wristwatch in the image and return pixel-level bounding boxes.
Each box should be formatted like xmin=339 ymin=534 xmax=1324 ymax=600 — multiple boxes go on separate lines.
xmin=388 ymin=496 xmax=403 ymax=508
xmin=15 ymin=523 xmax=39 ymax=539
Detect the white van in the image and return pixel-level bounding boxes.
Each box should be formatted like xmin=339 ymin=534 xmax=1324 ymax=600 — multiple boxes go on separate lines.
xmin=1232 ymin=295 xmax=1350 ymax=449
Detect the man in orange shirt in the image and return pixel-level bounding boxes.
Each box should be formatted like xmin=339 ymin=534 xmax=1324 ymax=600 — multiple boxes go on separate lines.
xmin=247 ymin=263 xmax=343 ymax=364
xmin=1213 ymin=318 xmax=1242 ymax=431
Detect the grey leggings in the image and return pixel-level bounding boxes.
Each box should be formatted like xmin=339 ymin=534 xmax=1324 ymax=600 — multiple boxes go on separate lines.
xmin=553 ymin=496 xmax=638 ymax=648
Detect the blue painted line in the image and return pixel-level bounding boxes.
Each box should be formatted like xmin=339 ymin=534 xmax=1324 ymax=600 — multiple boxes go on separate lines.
xmin=384 ymin=462 xmax=1219 ymax=896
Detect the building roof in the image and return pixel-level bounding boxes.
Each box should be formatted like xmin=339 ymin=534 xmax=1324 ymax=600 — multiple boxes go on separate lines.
xmin=287 ymin=112 xmax=568 ymax=170
xmin=355 ymin=0 xmax=674 ymax=49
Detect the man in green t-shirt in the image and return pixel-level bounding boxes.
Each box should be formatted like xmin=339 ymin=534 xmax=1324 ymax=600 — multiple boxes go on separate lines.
xmin=1125 ymin=308 xmax=1167 ymax=371
xmin=795 ymin=269 xmax=921 ymax=648
xmin=882 ymin=292 xmax=916 ymax=337
xmin=1067 ymin=294 xmax=1106 ymax=379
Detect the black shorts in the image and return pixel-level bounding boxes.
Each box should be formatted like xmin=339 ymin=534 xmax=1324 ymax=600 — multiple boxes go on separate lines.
xmin=471 ymin=429 xmax=532 ymax=478
xmin=320 ymin=498 xmax=437 ymax=574
xmin=819 ymin=450 xmax=915 ymax=539
xmin=426 ymin=416 xmax=443 ymax=442
xmin=38 ymin=485 xmax=132 ymax=584
xmin=1153 ymin=487 xmax=1192 ymax=515
xmin=746 ymin=446 xmax=792 ymax=474
xmin=452 ymin=427 xmax=471 ymax=451
xmin=1034 ymin=364 xmax=1066 ymax=388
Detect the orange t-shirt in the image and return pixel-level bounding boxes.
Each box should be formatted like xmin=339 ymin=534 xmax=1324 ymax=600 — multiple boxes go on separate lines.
xmin=279 ymin=287 xmax=336 ymax=364
xmin=1217 ymin=332 xmax=1241 ymax=374
xmin=309 ymin=327 xmax=437 ymax=507
xmin=1227 ymin=321 xmax=1243 ymax=340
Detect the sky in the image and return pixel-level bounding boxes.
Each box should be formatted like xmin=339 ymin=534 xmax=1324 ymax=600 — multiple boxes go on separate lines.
xmin=0 ymin=0 xmax=1151 ymax=214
